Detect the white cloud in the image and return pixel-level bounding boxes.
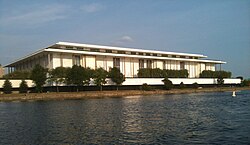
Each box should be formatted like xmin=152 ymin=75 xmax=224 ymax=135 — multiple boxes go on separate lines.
xmin=112 ymin=35 xmax=134 ymax=46
xmin=0 ymin=4 xmax=69 ymax=26
xmin=80 ymin=3 xmax=104 ymax=13
xmin=119 ymin=36 xmax=134 ymax=42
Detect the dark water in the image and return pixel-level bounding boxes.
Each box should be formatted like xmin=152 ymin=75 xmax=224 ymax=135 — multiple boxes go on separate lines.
xmin=0 ymin=90 xmax=250 ymax=144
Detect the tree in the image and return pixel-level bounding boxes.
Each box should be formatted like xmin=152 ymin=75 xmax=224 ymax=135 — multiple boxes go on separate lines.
xmin=242 ymin=79 xmax=250 ymax=87
xmin=3 ymin=71 xmax=30 ymax=79
xmin=30 ymin=64 xmax=47 ymax=93
xmin=82 ymin=67 xmax=94 ymax=85
xmin=162 ymin=77 xmax=173 ymax=90
xmin=93 ymin=68 xmax=108 ymax=91
xmin=19 ymin=80 xmax=28 ymax=93
xmin=217 ymin=76 xmax=224 ymax=87
xmin=109 ymin=67 xmax=125 ymax=90
xmin=2 ymin=79 xmax=12 ymax=94
xmin=66 ymin=65 xmax=85 ymax=92
xmin=49 ymin=67 xmax=69 ymax=92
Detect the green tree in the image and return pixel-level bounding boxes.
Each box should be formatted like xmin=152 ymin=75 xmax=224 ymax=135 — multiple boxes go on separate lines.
xmin=241 ymin=79 xmax=250 ymax=87
xmin=3 ymin=71 xmax=30 ymax=79
xmin=93 ymin=68 xmax=108 ymax=91
xmin=217 ymin=76 xmax=224 ymax=87
xmin=30 ymin=64 xmax=47 ymax=93
xmin=109 ymin=67 xmax=125 ymax=90
xmin=19 ymin=80 xmax=28 ymax=93
xmin=49 ymin=67 xmax=69 ymax=92
xmin=2 ymin=79 xmax=12 ymax=94
xmin=83 ymin=67 xmax=94 ymax=85
xmin=66 ymin=65 xmax=85 ymax=92
xmin=162 ymin=77 xmax=173 ymax=90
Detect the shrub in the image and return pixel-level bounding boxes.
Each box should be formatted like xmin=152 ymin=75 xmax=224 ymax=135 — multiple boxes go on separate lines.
xmin=217 ymin=76 xmax=224 ymax=87
xmin=137 ymin=68 xmax=154 ymax=78
xmin=192 ymin=82 xmax=199 ymax=89
xmin=141 ymin=83 xmax=152 ymax=91
xmin=19 ymin=80 xmax=28 ymax=93
xmin=2 ymin=79 xmax=12 ymax=94
xmin=151 ymin=68 xmax=165 ymax=78
xmin=241 ymin=79 xmax=250 ymax=87
xmin=179 ymin=82 xmax=185 ymax=89
xmin=199 ymin=70 xmax=231 ymax=78
xmin=138 ymin=68 xmax=188 ymax=78
xmin=163 ymin=69 xmax=188 ymax=78
xmin=162 ymin=77 xmax=173 ymax=90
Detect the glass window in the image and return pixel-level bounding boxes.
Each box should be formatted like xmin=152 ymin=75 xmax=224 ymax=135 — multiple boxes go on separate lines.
xmin=163 ymin=61 xmax=166 ymax=69
xmin=73 ymin=55 xmax=81 ymax=66
xmin=147 ymin=60 xmax=152 ymax=68
xmin=113 ymin=58 xmax=120 ymax=68
xmin=131 ymin=52 xmax=136 ymax=55
xmin=180 ymin=62 xmax=185 ymax=70
xmin=106 ymin=50 xmax=112 ymax=53
xmin=139 ymin=59 xmax=144 ymax=68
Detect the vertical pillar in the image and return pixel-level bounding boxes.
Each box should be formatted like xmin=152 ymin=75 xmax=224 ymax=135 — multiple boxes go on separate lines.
xmin=48 ymin=53 xmax=51 ymax=69
xmin=124 ymin=57 xmax=126 ymax=77
xmin=60 ymin=53 xmax=63 ymax=67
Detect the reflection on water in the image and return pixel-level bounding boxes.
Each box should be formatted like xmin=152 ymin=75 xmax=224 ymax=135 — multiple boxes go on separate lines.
xmin=0 ymin=90 xmax=250 ymax=144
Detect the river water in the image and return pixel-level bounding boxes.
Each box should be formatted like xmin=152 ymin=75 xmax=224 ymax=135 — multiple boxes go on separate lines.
xmin=0 ymin=90 xmax=250 ymax=144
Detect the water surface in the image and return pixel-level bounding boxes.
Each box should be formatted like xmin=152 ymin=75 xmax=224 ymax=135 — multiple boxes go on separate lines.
xmin=0 ymin=90 xmax=250 ymax=144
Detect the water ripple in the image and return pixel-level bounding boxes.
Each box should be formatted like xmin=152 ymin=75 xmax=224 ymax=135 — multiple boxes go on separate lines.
xmin=0 ymin=90 xmax=250 ymax=144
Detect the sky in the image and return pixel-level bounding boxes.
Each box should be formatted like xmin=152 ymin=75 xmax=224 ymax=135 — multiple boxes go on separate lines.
xmin=0 ymin=0 xmax=249 ymax=78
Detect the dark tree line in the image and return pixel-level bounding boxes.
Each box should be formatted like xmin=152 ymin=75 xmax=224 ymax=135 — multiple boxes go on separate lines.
xmin=1 ymin=64 xmax=126 ymax=93
xmin=30 ymin=64 xmax=125 ymax=92
xmin=1 ymin=64 xmax=238 ymax=94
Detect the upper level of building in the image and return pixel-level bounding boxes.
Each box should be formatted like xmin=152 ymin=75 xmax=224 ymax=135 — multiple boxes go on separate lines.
xmin=4 ymin=41 xmax=226 ymax=68
xmin=51 ymin=42 xmax=207 ymax=59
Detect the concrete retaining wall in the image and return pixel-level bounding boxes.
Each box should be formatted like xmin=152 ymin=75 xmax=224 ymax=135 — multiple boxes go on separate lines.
xmin=0 ymin=80 xmax=34 ymax=88
xmin=0 ymin=78 xmax=241 ymax=88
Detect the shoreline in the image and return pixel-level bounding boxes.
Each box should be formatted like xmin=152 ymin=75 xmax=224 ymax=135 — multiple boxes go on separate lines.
xmin=0 ymin=87 xmax=249 ymax=102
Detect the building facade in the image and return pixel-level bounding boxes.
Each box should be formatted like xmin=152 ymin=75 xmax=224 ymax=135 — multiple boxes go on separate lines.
xmin=4 ymin=42 xmax=225 ymax=78
xmin=0 ymin=65 xmax=4 ymax=78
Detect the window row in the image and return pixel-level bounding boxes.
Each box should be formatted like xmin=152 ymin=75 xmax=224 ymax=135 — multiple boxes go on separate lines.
xmin=53 ymin=45 xmax=199 ymax=60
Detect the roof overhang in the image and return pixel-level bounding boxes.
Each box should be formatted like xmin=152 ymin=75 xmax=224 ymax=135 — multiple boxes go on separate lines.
xmin=56 ymin=41 xmax=207 ymax=58
xmin=45 ymin=48 xmax=226 ymax=64
xmin=4 ymin=49 xmax=46 ymax=67
xmin=4 ymin=41 xmax=226 ymax=67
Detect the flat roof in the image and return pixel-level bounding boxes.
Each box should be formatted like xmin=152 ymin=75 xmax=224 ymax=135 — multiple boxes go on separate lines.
xmin=56 ymin=41 xmax=207 ymax=58
xmin=4 ymin=41 xmax=226 ymax=67
xmin=44 ymin=48 xmax=226 ymax=64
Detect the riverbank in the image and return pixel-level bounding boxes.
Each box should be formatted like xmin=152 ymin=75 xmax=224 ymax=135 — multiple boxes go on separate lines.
xmin=0 ymin=87 xmax=249 ymax=102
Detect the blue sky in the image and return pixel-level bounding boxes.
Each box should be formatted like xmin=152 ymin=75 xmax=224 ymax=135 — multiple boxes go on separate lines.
xmin=0 ymin=0 xmax=249 ymax=78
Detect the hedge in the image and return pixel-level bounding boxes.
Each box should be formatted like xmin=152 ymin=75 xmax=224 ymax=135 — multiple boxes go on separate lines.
xmin=138 ymin=68 xmax=188 ymax=78
xmin=199 ymin=70 xmax=231 ymax=78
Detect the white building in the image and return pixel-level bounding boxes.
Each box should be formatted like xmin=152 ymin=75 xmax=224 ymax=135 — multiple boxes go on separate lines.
xmin=5 ymin=42 xmax=225 ymax=78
